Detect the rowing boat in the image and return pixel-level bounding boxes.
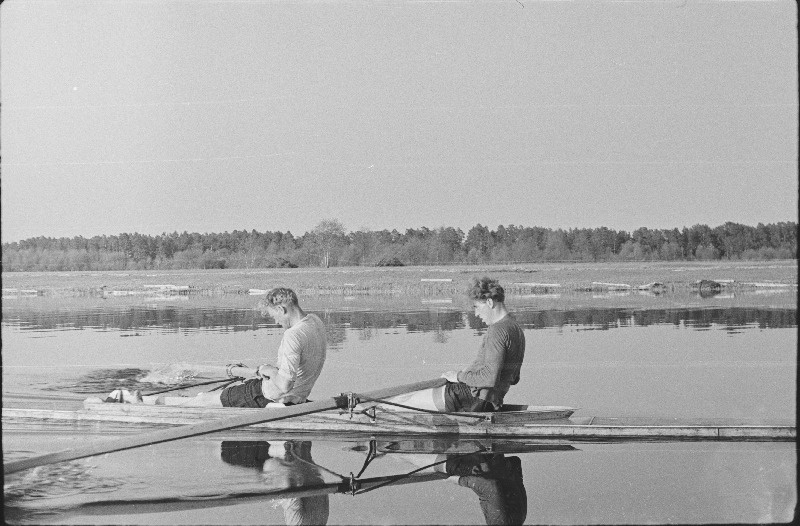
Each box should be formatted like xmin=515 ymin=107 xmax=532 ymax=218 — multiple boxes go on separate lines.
xmin=3 ymin=397 xmax=794 ymax=441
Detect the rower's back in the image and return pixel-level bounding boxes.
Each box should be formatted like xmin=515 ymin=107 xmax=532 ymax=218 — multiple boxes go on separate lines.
xmin=273 ymin=313 xmax=327 ymax=404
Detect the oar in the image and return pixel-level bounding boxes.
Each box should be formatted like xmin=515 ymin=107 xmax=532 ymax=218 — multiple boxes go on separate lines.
xmin=47 ymin=472 xmax=451 ymax=517
xmin=142 ymin=377 xmax=242 ymax=396
xmin=4 ymin=378 xmax=447 ymax=475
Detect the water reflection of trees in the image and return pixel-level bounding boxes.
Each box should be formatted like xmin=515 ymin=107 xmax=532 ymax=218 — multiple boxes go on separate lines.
xmin=319 ymin=311 xmax=347 ymax=351
xmin=512 ymin=308 xmax=797 ymax=332
xmin=3 ymin=307 xmax=796 ymax=334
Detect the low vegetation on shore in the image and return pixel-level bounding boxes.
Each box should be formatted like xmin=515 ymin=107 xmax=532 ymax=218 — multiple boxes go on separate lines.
xmin=2 ymin=261 xmax=796 ymax=306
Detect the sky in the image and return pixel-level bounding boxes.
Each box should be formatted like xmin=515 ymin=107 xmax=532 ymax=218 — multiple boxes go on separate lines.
xmin=1 ymin=0 xmax=797 ymax=244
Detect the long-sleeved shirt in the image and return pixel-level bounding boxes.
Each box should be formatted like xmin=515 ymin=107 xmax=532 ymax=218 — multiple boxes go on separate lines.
xmin=457 ymin=314 xmax=525 ymax=408
xmin=266 ymin=314 xmax=327 ymax=404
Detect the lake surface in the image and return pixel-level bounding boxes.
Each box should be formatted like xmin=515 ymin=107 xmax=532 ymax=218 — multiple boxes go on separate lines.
xmin=2 ymin=292 xmax=796 ymax=524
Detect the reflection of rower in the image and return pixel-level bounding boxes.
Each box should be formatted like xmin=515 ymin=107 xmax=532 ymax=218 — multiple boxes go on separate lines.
xmin=379 ymin=450 xmax=527 ymax=525
xmin=443 ymin=452 xmax=527 ymax=526
xmin=220 ymin=440 xmax=330 ymax=526
xmin=40 ymin=438 xmax=567 ymax=521
xmin=367 ymin=440 xmax=552 ymax=526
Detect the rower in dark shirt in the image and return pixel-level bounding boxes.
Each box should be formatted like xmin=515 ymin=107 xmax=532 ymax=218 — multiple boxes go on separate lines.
xmin=442 ymin=277 xmax=526 ymax=412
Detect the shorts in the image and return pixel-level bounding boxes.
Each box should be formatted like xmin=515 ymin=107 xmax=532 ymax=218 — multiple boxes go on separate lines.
xmin=220 ymin=378 xmax=273 ymax=408
xmin=443 ymin=382 xmax=496 ymax=412
xmin=220 ymin=441 xmax=271 ymax=469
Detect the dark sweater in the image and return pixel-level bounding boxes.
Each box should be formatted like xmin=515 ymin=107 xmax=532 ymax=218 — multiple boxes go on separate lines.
xmin=457 ymin=314 xmax=525 ymax=407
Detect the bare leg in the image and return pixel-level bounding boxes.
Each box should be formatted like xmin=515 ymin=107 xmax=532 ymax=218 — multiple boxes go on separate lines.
xmin=162 ymin=391 xmax=224 ymax=407
xmin=381 ymin=386 xmax=446 ymax=411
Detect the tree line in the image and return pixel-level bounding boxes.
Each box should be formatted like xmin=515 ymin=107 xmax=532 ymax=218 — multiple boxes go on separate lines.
xmin=1 ymin=220 xmax=796 ymax=272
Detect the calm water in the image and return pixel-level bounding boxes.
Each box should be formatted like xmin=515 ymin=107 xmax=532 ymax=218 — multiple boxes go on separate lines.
xmin=2 ymin=294 xmax=797 ymax=524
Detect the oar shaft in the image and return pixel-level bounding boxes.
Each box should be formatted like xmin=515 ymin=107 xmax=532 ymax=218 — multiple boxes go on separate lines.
xmin=4 ymin=378 xmax=447 ymax=475
xmin=145 ymin=377 xmax=240 ymax=396
xmin=73 ymin=472 xmax=449 ymax=515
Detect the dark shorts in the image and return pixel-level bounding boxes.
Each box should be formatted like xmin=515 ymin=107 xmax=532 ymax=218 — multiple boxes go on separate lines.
xmin=220 ymin=378 xmax=273 ymax=408
xmin=220 ymin=441 xmax=271 ymax=468
xmin=444 ymin=382 xmax=495 ymax=412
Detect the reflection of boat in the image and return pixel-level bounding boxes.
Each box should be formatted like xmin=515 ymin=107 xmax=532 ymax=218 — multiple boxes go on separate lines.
xmin=347 ymin=437 xmax=577 ymax=455
xmin=11 ymin=437 xmax=560 ymax=523
xmin=4 ymin=400 xmax=793 ymax=441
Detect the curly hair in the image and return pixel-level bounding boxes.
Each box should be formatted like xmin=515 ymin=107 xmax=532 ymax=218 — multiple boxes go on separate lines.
xmin=262 ymin=287 xmax=299 ymax=308
xmin=467 ymin=277 xmax=505 ymax=303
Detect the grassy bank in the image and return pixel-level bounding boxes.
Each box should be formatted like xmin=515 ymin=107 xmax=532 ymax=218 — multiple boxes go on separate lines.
xmin=2 ymin=261 xmax=796 ymax=297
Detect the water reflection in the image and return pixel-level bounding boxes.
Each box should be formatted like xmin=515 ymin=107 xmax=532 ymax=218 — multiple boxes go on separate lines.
xmin=361 ymin=439 xmax=539 ymax=525
xmin=198 ymin=438 xmax=573 ymax=525
xmin=442 ymin=452 xmax=527 ymax=525
xmin=221 ymin=440 xmax=329 ymax=526
xmin=3 ymin=437 xmax=575 ymax=525
xmin=2 ymin=305 xmax=795 ymax=334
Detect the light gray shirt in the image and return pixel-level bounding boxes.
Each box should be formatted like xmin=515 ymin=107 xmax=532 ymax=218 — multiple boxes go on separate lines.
xmin=273 ymin=314 xmax=327 ymax=404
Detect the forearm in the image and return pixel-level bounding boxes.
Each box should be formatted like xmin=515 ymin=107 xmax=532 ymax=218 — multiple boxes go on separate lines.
xmin=221 ymin=363 xmax=294 ymax=399
xmin=261 ymin=371 xmax=293 ymax=400
xmin=457 ymin=366 xmax=498 ymax=388
xmin=458 ymin=330 xmax=505 ymax=387
xmin=268 ymin=370 xmax=293 ymax=393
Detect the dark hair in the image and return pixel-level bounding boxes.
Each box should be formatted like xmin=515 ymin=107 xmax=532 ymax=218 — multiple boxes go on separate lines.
xmin=467 ymin=277 xmax=505 ymax=303
xmin=262 ymin=287 xmax=299 ymax=308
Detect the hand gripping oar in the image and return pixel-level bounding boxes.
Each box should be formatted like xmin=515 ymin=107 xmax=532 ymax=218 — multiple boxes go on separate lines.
xmin=4 ymin=378 xmax=447 ymax=475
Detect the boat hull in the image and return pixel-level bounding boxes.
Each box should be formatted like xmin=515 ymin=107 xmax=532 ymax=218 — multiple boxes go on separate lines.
xmin=2 ymin=399 xmax=794 ymax=441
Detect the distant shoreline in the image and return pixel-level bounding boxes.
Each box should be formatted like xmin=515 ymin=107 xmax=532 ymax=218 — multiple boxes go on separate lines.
xmin=2 ymin=261 xmax=796 ymax=310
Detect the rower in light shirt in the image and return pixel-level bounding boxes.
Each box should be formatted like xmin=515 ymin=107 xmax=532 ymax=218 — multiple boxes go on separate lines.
xmin=106 ymin=287 xmax=326 ymax=407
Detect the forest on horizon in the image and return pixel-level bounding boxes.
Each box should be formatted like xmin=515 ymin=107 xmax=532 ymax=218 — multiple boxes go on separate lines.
xmin=1 ymin=220 xmax=796 ymax=272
